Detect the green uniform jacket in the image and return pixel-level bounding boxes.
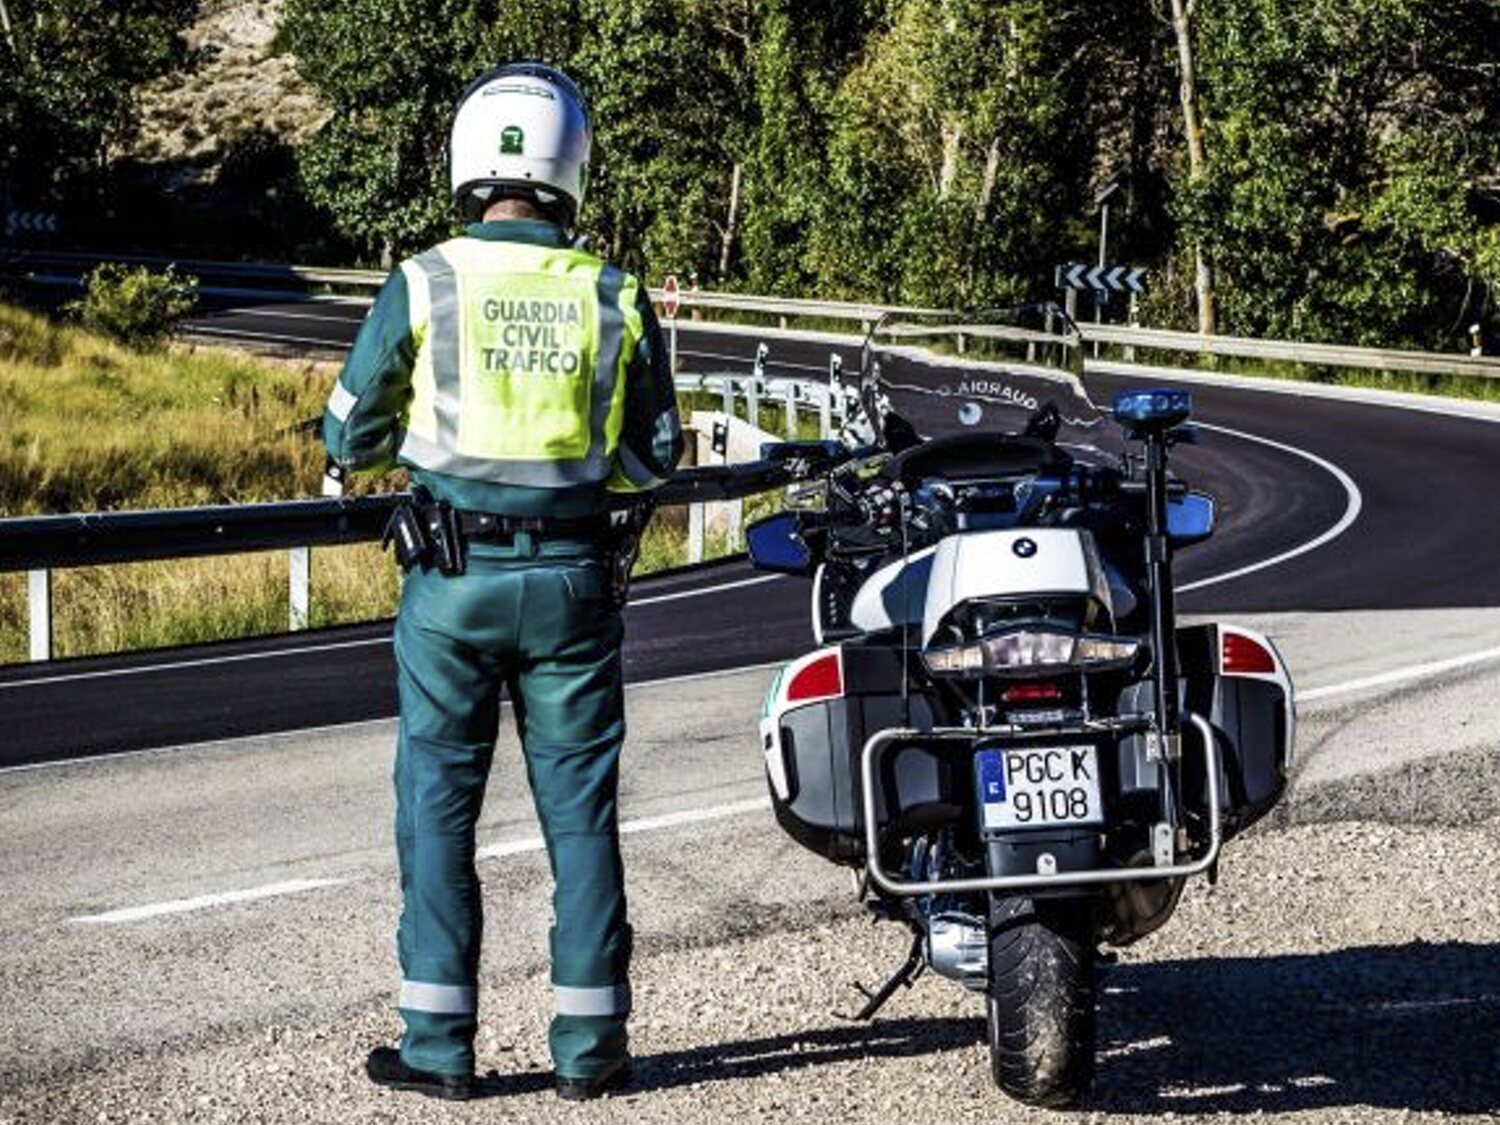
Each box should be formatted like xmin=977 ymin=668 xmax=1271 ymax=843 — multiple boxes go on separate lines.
xmin=323 ymin=219 xmax=683 ymax=517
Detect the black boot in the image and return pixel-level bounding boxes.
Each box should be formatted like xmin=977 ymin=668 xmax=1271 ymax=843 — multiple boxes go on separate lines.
xmin=555 ymin=1058 xmax=631 ymax=1101
xmin=366 ymin=1046 xmax=475 ymax=1101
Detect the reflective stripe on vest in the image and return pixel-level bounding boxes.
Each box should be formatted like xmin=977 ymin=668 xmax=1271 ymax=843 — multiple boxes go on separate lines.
xmin=396 ymin=237 xmax=641 ymax=489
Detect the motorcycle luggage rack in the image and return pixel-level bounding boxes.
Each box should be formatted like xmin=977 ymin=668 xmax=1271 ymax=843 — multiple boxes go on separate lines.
xmin=858 ymin=713 xmax=1222 ymax=897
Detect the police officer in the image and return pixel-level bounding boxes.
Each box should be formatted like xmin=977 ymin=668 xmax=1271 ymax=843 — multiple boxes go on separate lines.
xmin=321 ymin=62 xmax=682 ymax=1102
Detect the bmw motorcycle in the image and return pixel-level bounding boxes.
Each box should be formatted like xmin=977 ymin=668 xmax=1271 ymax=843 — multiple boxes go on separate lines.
xmin=746 ymin=309 xmax=1294 ymax=1106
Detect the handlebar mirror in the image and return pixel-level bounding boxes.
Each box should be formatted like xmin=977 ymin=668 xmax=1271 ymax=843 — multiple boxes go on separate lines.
xmin=1167 ymin=489 xmax=1215 ymax=546
xmin=746 ymin=512 xmax=816 ymax=576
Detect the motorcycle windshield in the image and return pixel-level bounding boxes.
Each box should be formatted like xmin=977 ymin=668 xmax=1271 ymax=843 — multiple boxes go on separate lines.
xmin=863 ymin=305 xmax=1117 ymax=461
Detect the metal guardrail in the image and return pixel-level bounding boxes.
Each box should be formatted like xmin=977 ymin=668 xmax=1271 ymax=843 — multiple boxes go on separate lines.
xmin=1 ymin=360 xmax=842 ymax=662
xmin=7 ymin=249 xmax=1497 ymax=380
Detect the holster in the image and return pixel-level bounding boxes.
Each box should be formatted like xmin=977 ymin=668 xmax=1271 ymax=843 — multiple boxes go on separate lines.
xmin=381 ymin=492 xmax=465 ymax=575
xmin=608 ymin=499 xmax=657 ymax=606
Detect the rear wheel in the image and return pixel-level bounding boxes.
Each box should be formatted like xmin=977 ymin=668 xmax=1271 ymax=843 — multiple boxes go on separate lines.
xmin=985 ymin=896 xmax=1096 ymax=1107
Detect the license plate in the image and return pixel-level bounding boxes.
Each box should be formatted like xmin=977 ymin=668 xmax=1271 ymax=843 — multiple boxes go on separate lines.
xmin=975 ymin=746 xmax=1103 ymax=830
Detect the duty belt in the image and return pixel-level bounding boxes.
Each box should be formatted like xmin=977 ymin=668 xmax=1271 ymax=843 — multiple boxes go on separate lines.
xmin=383 ymin=493 xmax=615 ymax=577
xmin=456 ymin=510 xmax=612 ymax=543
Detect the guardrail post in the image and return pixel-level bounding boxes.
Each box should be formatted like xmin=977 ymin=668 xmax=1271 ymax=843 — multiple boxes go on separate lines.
xmin=727 ymin=499 xmax=743 ymax=553
xmin=289 ymin=546 xmax=311 ymax=631
xmin=27 ymin=568 xmax=52 ymax=662
xmin=749 ymin=343 xmax=768 ymax=431
xmin=688 ymin=502 xmax=705 ymax=564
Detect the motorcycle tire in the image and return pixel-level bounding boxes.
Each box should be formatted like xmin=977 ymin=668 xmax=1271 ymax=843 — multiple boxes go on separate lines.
xmin=985 ymin=895 xmax=1096 ymax=1107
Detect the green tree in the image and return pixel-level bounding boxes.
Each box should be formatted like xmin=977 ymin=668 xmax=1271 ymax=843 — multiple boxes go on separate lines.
xmin=571 ymin=0 xmax=754 ymax=280
xmin=282 ymin=0 xmax=576 ymax=263
xmin=1187 ymin=0 xmax=1500 ymax=345
xmin=808 ymin=0 xmax=1084 ymax=307
xmin=0 ymin=0 xmax=197 ymax=199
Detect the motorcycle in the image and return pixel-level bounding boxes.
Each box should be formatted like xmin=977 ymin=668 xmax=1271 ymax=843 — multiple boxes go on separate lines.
xmin=746 ymin=308 xmax=1294 ymax=1106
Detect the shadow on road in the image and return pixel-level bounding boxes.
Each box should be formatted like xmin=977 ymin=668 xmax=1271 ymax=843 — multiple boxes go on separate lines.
xmin=467 ymin=941 xmax=1500 ymax=1112
xmin=472 ymin=939 xmax=1500 ymax=1112
xmin=1090 ymin=939 xmax=1500 ymax=1115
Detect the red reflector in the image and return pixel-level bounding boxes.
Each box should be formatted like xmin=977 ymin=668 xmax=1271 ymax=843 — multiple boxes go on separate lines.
xmin=1222 ymin=632 xmax=1276 ymax=676
xmin=787 ymin=652 xmax=843 ymax=702
xmin=1002 ymin=682 xmax=1063 ymax=703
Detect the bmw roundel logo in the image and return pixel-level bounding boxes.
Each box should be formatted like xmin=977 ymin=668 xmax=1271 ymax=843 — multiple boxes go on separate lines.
xmin=1013 ymin=537 xmax=1038 ymax=558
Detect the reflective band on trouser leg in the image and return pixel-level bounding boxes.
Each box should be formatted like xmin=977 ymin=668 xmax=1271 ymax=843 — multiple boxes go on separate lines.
xmin=554 ymin=982 xmax=632 ymax=1018
xmin=401 ymin=980 xmax=477 ymax=1015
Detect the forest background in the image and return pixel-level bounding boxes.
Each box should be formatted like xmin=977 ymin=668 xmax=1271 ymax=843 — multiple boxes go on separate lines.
xmin=1 ymin=0 xmax=1498 ymax=349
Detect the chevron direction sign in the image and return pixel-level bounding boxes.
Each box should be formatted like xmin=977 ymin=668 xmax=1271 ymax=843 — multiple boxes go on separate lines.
xmin=5 ymin=210 xmax=60 ymax=238
xmin=1055 ymin=262 xmax=1146 ymax=293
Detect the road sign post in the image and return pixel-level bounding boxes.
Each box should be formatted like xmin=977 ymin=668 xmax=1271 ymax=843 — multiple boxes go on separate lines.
xmin=663 ymin=273 xmax=681 ymax=373
xmin=4 ymin=210 xmax=60 ymax=241
xmin=1056 ymin=262 xmax=1146 ymax=345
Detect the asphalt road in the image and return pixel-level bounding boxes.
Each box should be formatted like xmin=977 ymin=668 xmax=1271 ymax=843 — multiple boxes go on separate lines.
xmin=5 ymin=292 xmax=1500 ymax=766
xmin=6 ymin=288 xmax=1500 ymax=1123
xmin=6 ymin=608 xmax=1500 ymax=1122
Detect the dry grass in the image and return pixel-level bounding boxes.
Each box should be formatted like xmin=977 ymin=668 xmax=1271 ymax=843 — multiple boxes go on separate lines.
xmin=0 ymin=543 xmax=400 ymax=664
xmin=0 ymin=305 xmax=770 ymax=665
xmin=0 ymin=303 xmax=402 ymax=662
xmin=0 ymin=303 xmax=365 ymax=513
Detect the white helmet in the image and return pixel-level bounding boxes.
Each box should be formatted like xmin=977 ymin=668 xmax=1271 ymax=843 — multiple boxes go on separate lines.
xmin=450 ymin=62 xmax=592 ymax=225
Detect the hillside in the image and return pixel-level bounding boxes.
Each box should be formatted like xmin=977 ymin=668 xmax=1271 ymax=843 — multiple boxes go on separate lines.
xmin=131 ymin=0 xmax=324 ymax=175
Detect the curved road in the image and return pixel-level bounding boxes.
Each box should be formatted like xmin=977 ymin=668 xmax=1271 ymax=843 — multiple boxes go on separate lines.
xmin=5 ymin=293 xmax=1500 ymax=767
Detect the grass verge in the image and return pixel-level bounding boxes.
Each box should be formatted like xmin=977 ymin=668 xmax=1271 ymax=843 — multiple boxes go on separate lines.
xmin=0 ymin=305 xmax=801 ymax=664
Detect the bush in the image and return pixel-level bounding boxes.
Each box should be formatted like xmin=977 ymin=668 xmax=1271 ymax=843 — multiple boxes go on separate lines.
xmin=67 ymin=264 xmax=199 ymax=347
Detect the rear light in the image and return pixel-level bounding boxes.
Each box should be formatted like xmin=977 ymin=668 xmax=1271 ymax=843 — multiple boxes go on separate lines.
xmin=786 ymin=650 xmax=843 ymax=703
xmin=923 ymin=629 xmax=1139 ymax=678
xmin=1221 ymin=631 xmax=1276 ymax=676
xmin=1002 ymin=682 xmax=1063 ymax=704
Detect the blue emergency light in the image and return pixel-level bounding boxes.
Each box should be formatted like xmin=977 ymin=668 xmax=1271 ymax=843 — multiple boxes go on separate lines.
xmin=1112 ymin=387 xmax=1193 ymax=430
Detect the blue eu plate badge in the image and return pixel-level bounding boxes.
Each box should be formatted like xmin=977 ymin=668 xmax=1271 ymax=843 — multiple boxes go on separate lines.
xmin=978 ymin=751 xmax=1008 ymax=803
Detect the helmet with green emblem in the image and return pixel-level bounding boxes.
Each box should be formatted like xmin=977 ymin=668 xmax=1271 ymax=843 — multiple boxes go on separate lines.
xmin=450 ymin=62 xmax=592 ymax=226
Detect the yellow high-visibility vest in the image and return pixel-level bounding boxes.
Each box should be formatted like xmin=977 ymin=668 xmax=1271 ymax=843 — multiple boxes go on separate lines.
xmin=396 ymin=236 xmax=649 ymax=490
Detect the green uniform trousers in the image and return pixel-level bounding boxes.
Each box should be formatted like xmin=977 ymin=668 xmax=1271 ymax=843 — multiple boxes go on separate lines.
xmin=391 ymin=538 xmax=630 ymax=1080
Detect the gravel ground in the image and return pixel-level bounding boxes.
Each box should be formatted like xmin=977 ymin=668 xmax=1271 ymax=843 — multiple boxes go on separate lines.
xmin=4 ymin=808 xmax=1499 ymax=1124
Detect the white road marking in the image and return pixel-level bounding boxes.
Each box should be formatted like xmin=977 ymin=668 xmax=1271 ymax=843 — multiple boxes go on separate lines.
xmin=1090 ymin=358 xmax=1500 ymax=426
xmin=1300 ymin=643 xmax=1500 ymax=702
xmin=186 ymin=324 xmax=347 ymax=350
xmin=1179 ymin=422 xmax=1363 ymax=593
xmin=0 ymin=573 xmax=784 ymax=695
xmin=207 ymin=306 xmax=370 ymax=324
xmin=72 ymin=797 xmax=772 ymax=924
xmin=0 ymin=636 xmax=392 ymax=690
xmin=72 ymin=878 xmax=345 ymax=925
xmin=630 ymin=573 xmax=783 ymax=605
xmin=0 ymin=661 xmax=790 ymax=777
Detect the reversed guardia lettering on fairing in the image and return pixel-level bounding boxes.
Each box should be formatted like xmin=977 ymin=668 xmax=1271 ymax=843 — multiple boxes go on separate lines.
xmin=956 ymin=380 xmax=1039 ymax=411
xmin=477 ymin=297 xmax=585 ymax=376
